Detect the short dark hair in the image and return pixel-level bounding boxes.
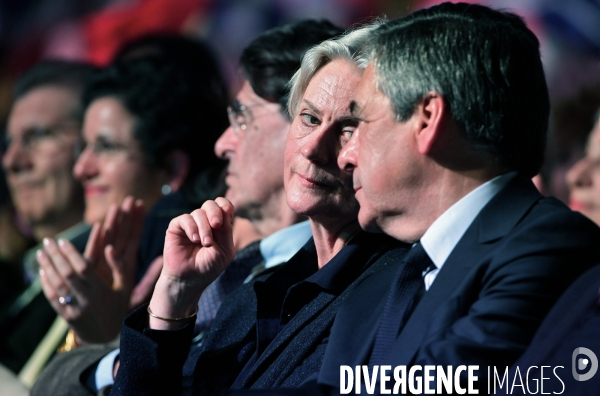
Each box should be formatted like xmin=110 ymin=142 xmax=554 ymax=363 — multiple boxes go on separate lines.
xmin=83 ymin=38 xmax=229 ymax=203
xmin=14 ymin=60 xmax=97 ymax=122
xmin=240 ymin=19 xmax=344 ymax=117
xmin=371 ymin=3 xmax=550 ymax=177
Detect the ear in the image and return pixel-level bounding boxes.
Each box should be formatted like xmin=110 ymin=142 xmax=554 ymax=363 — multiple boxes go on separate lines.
xmin=164 ymin=150 xmax=190 ymax=193
xmin=414 ymin=92 xmax=446 ymax=155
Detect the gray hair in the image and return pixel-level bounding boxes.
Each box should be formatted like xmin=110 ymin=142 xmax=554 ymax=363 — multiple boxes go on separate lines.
xmin=368 ymin=3 xmax=549 ymax=177
xmin=287 ymin=21 xmax=384 ymax=118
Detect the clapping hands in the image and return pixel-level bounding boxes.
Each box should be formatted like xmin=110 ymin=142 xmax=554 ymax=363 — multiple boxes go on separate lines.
xmin=38 ymin=196 xmax=145 ymax=344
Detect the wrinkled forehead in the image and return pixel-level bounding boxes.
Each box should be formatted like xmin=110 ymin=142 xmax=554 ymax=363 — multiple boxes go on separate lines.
xmin=355 ymin=63 xmax=377 ymax=96
xmin=304 ymin=59 xmax=362 ymax=110
xmin=351 ymin=64 xmax=390 ymax=117
xmin=8 ymin=86 xmax=80 ymax=135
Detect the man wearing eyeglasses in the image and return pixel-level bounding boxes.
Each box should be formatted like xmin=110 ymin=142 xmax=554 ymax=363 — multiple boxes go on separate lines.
xmin=215 ymin=49 xmax=318 ymax=243
xmin=0 ymin=60 xmax=96 ymax=380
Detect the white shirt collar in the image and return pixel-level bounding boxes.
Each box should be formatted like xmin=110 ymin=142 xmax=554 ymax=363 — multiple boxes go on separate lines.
xmin=260 ymin=220 xmax=312 ymax=269
xmin=421 ymin=172 xmax=517 ymax=270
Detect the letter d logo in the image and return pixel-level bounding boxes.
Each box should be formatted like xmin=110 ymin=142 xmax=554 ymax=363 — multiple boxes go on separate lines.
xmin=572 ymin=347 xmax=598 ymax=381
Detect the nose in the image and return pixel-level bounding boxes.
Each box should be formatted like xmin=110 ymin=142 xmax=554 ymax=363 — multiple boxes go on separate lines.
xmin=2 ymin=139 xmax=32 ymax=174
xmin=73 ymin=147 xmax=98 ymax=181
xmin=214 ymin=125 xmax=238 ymax=160
xmin=338 ymin=130 xmax=358 ymax=173
xmin=566 ymin=157 xmax=592 ymax=190
xmin=301 ymin=127 xmax=335 ymax=166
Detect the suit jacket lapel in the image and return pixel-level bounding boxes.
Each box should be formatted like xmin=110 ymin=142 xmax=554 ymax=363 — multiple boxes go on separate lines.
xmin=345 ymin=251 xmax=415 ymax=367
xmin=349 ymin=299 xmax=387 ymax=367
xmin=385 ymin=176 xmax=543 ymax=366
xmin=317 ymin=249 xmax=406 ymax=386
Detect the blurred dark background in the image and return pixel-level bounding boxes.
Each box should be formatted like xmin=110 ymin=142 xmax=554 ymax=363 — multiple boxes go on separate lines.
xmin=1 ymin=0 xmax=599 ymax=200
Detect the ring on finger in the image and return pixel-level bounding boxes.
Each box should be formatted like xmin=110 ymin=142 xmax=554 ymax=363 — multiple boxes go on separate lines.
xmin=58 ymin=293 xmax=76 ymax=306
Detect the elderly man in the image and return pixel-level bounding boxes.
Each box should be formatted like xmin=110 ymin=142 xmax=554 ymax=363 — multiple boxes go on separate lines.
xmin=311 ymin=3 xmax=600 ymax=393
xmin=0 ymin=61 xmax=95 ymax=377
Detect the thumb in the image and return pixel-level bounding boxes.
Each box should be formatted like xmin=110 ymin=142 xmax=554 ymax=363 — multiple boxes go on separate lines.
xmin=212 ymin=218 xmax=235 ymax=261
xmin=105 ymin=244 xmax=131 ymax=291
xmin=83 ymin=222 xmax=103 ymax=261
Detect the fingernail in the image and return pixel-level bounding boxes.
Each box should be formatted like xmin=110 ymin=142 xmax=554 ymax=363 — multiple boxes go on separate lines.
xmin=192 ymin=233 xmax=200 ymax=243
xmin=39 ymin=268 xmax=45 ymax=277
xmin=203 ymin=236 xmax=212 ymax=246
xmin=36 ymin=249 xmax=43 ymax=259
xmin=58 ymin=238 xmax=66 ymax=247
xmin=212 ymin=217 xmax=221 ymax=226
xmin=43 ymin=238 xmax=51 ymax=246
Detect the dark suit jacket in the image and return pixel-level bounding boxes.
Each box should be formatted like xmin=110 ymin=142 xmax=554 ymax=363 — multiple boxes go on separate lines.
xmin=496 ymin=264 xmax=600 ymax=396
xmin=317 ymin=177 xmax=600 ymax=390
xmin=110 ymin=232 xmax=411 ymax=395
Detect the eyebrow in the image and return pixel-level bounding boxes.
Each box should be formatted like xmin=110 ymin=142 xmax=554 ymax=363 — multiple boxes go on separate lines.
xmin=302 ymin=99 xmax=322 ymax=116
xmin=92 ymin=130 xmax=122 ymax=144
xmin=349 ymin=101 xmax=362 ymax=118
xmin=95 ymin=134 xmax=114 ymax=142
xmin=339 ymin=116 xmax=359 ymax=126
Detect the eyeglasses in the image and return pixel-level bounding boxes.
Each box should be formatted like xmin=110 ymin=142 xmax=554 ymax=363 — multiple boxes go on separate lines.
xmin=5 ymin=122 xmax=80 ymax=155
xmin=74 ymin=135 xmax=144 ymax=159
xmin=226 ymin=99 xmax=280 ymax=134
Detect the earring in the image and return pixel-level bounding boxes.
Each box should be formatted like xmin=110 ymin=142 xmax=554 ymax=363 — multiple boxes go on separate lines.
xmin=161 ymin=184 xmax=172 ymax=195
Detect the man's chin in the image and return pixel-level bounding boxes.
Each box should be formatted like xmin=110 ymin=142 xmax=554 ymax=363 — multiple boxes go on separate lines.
xmin=19 ymin=210 xmax=60 ymax=231
xmin=358 ymin=210 xmax=383 ymax=234
xmin=18 ymin=212 xmax=42 ymax=227
xmin=227 ymin=191 xmax=248 ymax=217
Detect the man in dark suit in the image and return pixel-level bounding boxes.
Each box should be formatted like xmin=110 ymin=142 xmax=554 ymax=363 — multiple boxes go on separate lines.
xmin=317 ymin=3 xmax=600 ymax=393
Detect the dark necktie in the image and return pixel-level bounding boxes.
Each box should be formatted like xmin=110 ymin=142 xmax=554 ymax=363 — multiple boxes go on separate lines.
xmin=369 ymin=242 xmax=433 ymax=366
